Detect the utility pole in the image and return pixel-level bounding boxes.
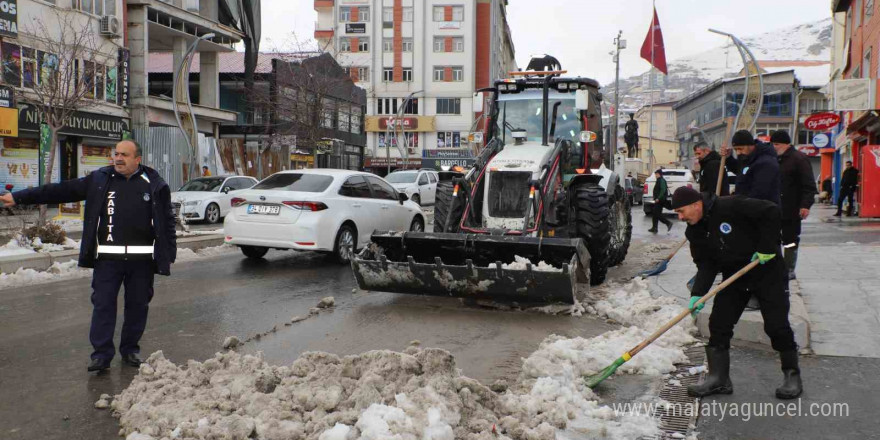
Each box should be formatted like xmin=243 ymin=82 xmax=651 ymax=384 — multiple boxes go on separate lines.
xmin=611 ymin=31 xmax=625 ymax=161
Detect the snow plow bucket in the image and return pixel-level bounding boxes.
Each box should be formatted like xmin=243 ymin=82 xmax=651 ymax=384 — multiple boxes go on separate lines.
xmin=351 ymin=232 xmax=590 ymax=304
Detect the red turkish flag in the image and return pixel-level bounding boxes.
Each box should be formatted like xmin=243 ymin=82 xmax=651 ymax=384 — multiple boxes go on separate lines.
xmin=640 ymin=7 xmax=668 ymax=75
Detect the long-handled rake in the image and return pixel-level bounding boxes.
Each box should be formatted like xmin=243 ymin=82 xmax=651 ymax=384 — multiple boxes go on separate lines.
xmin=587 ymin=259 xmax=760 ymax=388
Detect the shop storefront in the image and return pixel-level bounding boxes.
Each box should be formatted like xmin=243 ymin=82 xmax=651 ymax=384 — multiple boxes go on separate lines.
xmin=365 ymin=115 xmax=435 ymax=175
xmin=421 ymin=148 xmax=475 ymax=170
xmin=843 ymin=110 xmax=880 ymax=217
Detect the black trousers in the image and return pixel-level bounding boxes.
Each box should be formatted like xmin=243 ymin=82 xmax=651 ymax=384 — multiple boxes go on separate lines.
xmin=708 ymin=257 xmax=797 ymax=352
xmin=837 ymin=187 xmax=856 ymax=214
xmin=90 ymin=259 xmax=155 ymax=361
xmin=781 ymin=218 xmax=802 ymax=273
xmin=652 ymin=202 xmax=672 ymax=229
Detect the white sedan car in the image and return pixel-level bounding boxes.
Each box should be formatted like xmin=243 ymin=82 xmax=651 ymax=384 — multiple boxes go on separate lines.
xmin=385 ymin=169 xmax=439 ymax=206
xmin=224 ymin=169 xmax=426 ymax=262
xmin=171 ymin=175 xmax=258 ymax=223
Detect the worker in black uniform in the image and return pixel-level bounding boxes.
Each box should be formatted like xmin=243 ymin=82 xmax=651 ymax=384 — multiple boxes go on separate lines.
xmin=835 ymin=160 xmax=859 ymax=217
xmin=649 ymin=169 xmax=673 ymax=233
xmin=771 ymin=130 xmax=816 ymax=280
xmin=693 ymin=141 xmax=731 ymax=195
xmin=671 ymin=187 xmax=802 ymax=400
xmin=0 ymin=140 xmax=177 ymax=372
xmin=721 ymin=130 xmax=781 ymax=206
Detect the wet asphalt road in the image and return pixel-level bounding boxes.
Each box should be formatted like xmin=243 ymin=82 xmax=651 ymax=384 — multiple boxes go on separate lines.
xmin=0 ymin=210 xmax=681 ymax=440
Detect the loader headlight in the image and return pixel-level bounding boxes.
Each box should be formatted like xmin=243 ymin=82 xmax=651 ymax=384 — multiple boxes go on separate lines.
xmin=557 ymin=83 xmax=569 ymax=91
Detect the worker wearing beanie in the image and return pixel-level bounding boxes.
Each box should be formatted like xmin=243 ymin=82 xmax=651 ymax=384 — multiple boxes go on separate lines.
xmin=722 ymin=130 xmax=782 ymax=206
xmin=671 ymin=186 xmax=801 ymax=401
xmin=770 ymin=130 xmax=816 ymax=280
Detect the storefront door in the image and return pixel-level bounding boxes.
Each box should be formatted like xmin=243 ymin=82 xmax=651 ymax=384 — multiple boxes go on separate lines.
xmin=859 ymin=145 xmax=880 ymax=217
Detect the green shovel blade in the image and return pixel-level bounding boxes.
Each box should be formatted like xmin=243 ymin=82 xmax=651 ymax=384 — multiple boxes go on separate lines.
xmin=585 ymin=356 xmax=627 ymax=388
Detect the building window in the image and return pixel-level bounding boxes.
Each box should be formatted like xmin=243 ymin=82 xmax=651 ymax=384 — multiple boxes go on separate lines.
xmin=322 ymin=99 xmax=335 ymax=129
xmin=433 ymin=37 xmax=464 ymax=52
xmin=21 ymin=48 xmax=37 ymax=89
xmin=75 ymin=0 xmax=107 ymax=16
xmin=358 ymin=38 xmax=370 ymax=52
xmin=451 ymin=6 xmax=464 ymax=21
xmin=864 ymin=48 xmax=871 ymax=79
xmin=339 ymin=38 xmax=352 ymax=52
xmin=453 ymin=37 xmax=464 ymax=52
xmin=383 ymin=68 xmax=394 ymax=82
xmin=338 ymin=104 xmax=351 ymax=132
xmin=436 ymin=98 xmax=461 ymax=115
xmin=451 ymin=66 xmax=463 ymax=81
xmin=432 ymin=6 xmax=444 ymax=21
xmin=433 ymin=67 xmax=445 ymax=81
xmin=345 ymin=66 xmax=369 ymax=82
xmin=358 ymin=7 xmax=370 ymax=22
xmin=402 ymin=7 xmax=413 ymax=22
xmin=351 ymin=106 xmax=362 ymax=133
xmin=433 ymin=38 xmax=444 ymax=52
xmin=856 ymin=0 xmax=862 ymax=28
xmin=868 ymin=0 xmax=875 ymax=17
xmin=402 ymin=38 xmax=413 ymax=52
xmin=437 ymin=131 xmax=461 ymax=148
xmin=402 ymin=68 xmax=413 ymax=82
xmin=382 ymin=7 xmax=393 ymax=27
xmin=434 ymin=5 xmax=464 ymax=21
xmin=383 ymin=38 xmax=393 ymax=52
xmin=340 ymin=7 xmax=352 ymax=22
xmin=377 ymin=98 xmax=418 ymax=115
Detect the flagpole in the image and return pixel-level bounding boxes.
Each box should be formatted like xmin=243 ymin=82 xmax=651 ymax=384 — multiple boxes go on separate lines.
xmin=648 ymin=0 xmax=655 ymax=171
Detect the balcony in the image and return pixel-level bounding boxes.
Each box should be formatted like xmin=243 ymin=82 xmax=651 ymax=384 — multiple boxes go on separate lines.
xmin=315 ymin=0 xmax=334 ymax=9
xmin=131 ymin=0 xmax=245 ymax=50
xmin=315 ymin=27 xmax=335 ymax=40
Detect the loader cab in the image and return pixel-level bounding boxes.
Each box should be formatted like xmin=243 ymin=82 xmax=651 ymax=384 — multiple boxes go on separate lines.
xmin=489 ymin=75 xmax=604 ymax=173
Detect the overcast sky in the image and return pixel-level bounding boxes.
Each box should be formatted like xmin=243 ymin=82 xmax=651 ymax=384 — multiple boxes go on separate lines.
xmin=259 ymin=0 xmax=832 ymax=84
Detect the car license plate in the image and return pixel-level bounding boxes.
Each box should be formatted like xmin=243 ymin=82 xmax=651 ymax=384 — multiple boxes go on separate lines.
xmin=247 ymin=204 xmax=280 ymax=215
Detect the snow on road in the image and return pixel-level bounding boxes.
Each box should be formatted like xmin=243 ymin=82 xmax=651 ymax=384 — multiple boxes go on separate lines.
xmin=0 ymin=244 xmax=238 ymax=289
xmin=108 ymin=278 xmax=698 ymax=440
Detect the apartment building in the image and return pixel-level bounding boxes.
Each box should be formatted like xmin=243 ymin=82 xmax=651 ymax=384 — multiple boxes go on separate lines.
xmin=314 ymin=0 xmax=516 ymax=174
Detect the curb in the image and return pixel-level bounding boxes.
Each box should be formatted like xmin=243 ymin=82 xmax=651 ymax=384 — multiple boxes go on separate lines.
xmin=0 ymin=234 xmax=225 ymax=274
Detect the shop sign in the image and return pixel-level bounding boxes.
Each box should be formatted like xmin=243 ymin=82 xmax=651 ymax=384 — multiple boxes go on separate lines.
xmin=19 ymin=104 xmax=130 ymax=140
xmin=804 ymin=113 xmax=841 ymax=131
xmin=439 ymin=21 xmax=461 ymax=29
xmin=0 ymin=107 xmax=16 ymax=137
xmin=365 ymin=157 xmax=421 ymax=167
xmin=812 ymin=133 xmax=830 ymax=148
xmin=423 ymin=149 xmax=473 ymax=158
xmin=796 ymin=145 xmax=819 ymax=157
xmin=366 ymin=116 xmax=435 ymax=132
xmin=345 ymin=23 xmax=366 ymax=34
xmin=0 ymin=85 xmax=14 ymax=108
xmin=834 ymin=79 xmax=875 ymax=111
xmin=0 ymin=0 xmax=18 ymax=38
xmin=421 ymin=158 xmax=475 ymax=169
xmin=118 ymin=48 xmax=130 ymax=107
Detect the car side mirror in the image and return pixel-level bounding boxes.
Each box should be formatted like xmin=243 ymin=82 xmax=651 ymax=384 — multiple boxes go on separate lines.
xmin=222 ymin=187 xmax=231 ymax=194
xmin=398 ymin=192 xmax=408 ymax=204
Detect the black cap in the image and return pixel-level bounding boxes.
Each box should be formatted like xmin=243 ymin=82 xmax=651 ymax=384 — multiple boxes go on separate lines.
xmin=770 ymin=130 xmax=791 ymax=144
xmin=671 ymin=187 xmax=703 ymax=209
xmin=731 ymin=130 xmax=755 ymax=147
xmin=654 ymin=169 xmax=663 ymax=175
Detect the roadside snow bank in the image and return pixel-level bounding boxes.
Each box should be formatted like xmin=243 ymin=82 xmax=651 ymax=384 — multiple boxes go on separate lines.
xmin=0 ymin=236 xmax=79 ymax=256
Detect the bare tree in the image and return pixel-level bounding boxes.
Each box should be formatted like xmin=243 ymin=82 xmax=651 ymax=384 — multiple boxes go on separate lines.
xmin=21 ymin=9 xmax=105 ymax=223
xmin=248 ymin=37 xmax=360 ymax=167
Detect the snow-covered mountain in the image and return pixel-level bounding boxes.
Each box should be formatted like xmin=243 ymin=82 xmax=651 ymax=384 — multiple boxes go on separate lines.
xmin=607 ymin=18 xmax=833 ymax=108
xmin=667 ymin=18 xmax=832 ymax=84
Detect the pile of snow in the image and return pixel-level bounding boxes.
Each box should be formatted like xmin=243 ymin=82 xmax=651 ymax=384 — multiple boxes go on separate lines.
xmin=488 ymin=255 xmax=562 ymax=272
xmin=175 ymin=244 xmax=238 ymax=261
xmin=109 ymin=279 xmax=695 ymax=440
xmin=0 ymin=236 xmax=79 ymax=256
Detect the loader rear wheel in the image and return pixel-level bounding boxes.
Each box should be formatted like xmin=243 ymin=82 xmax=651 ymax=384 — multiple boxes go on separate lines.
xmin=607 ymin=185 xmax=632 ymax=267
xmin=433 ymin=181 xmax=464 ymax=233
xmin=573 ymin=184 xmax=611 ymax=285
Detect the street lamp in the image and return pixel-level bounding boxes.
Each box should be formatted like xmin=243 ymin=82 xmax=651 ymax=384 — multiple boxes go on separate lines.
xmin=611 ymin=31 xmax=625 ymax=161
xmin=173 ymin=33 xmax=215 ymax=182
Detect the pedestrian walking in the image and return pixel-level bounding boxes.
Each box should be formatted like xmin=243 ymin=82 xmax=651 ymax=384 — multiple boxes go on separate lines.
xmin=0 ymin=140 xmax=177 ymax=372
xmin=693 ymin=141 xmax=731 ymax=195
xmin=671 ymin=187 xmax=802 ymax=400
xmin=834 ymin=161 xmax=859 ymax=217
xmin=649 ymin=169 xmax=673 ymax=233
xmin=771 ymin=130 xmax=816 ymax=280
xmin=722 ymin=130 xmax=781 ymax=205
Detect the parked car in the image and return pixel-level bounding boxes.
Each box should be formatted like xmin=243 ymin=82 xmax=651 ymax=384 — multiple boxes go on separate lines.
xmin=223 ymin=169 xmax=426 ymax=262
xmin=624 ymin=176 xmax=643 ymax=206
xmin=171 ymin=175 xmax=258 ymax=224
xmin=385 ymin=169 xmax=439 ymax=206
xmin=642 ymin=169 xmax=696 ymax=215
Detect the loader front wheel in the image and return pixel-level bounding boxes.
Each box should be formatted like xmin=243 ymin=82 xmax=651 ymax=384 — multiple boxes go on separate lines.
xmin=433 ymin=181 xmax=464 ymax=233
xmin=607 ymin=185 xmax=632 ymax=267
xmin=573 ymin=184 xmax=611 ymax=285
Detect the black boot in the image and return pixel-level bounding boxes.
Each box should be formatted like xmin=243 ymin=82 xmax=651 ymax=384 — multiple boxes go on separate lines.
xmin=687 ymin=346 xmax=733 ymax=397
xmin=87 ymin=358 xmax=111 ymax=372
xmin=775 ymin=350 xmax=803 ymax=399
xmin=121 ymin=353 xmax=143 ymax=367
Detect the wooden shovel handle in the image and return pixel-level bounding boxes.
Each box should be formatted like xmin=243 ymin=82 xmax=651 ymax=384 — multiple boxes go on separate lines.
xmin=627 ymin=259 xmax=761 ymax=358
xmin=715 ymin=155 xmax=728 ymax=196
xmin=665 ymin=239 xmax=688 ymax=260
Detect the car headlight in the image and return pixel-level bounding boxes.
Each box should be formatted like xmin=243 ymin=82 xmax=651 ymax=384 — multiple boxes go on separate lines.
xmin=184 ymin=201 xmax=201 ymax=206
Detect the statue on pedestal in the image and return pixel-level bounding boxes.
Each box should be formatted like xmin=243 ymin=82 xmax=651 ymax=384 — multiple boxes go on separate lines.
xmin=624 ymin=113 xmax=639 ymax=158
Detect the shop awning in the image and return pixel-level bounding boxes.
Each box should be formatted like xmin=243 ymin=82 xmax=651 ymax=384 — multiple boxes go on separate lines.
xmin=846 ymin=110 xmax=880 ymax=136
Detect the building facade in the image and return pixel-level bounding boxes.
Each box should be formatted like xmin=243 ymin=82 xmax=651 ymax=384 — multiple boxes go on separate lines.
xmin=314 ymin=0 xmax=516 ymax=175
xmin=0 ymin=0 xmax=131 ymax=193
xmin=826 ymin=0 xmax=880 ymax=217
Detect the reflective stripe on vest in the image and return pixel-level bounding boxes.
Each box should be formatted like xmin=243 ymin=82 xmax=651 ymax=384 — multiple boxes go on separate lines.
xmin=97 ymin=245 xmax=154 ymax=255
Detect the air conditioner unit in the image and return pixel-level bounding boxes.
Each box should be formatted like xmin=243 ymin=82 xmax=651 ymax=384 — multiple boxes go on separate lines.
xmin=407 ymin=147 xmax=417 ymax=155
xmin=100 ymin=16 xmax=121 ymax=38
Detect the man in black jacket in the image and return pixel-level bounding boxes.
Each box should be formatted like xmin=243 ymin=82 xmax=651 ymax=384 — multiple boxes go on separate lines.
xmin=835 ymin=161 xmax=859 ymax=216
xmin=649 ymin=169 xmax=673 ymax=233
xmin=694 ymin=142 xmax=731 ymax=195
xmin=771 ymin=130 xmax=816 ymax=279
xmin=0 ymin=140 xmax=176 ymax=372
xmin=671 ymin=187 xmax=801 ymax=400
xmin=722 ymin=130 xmax=781 ymax=205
